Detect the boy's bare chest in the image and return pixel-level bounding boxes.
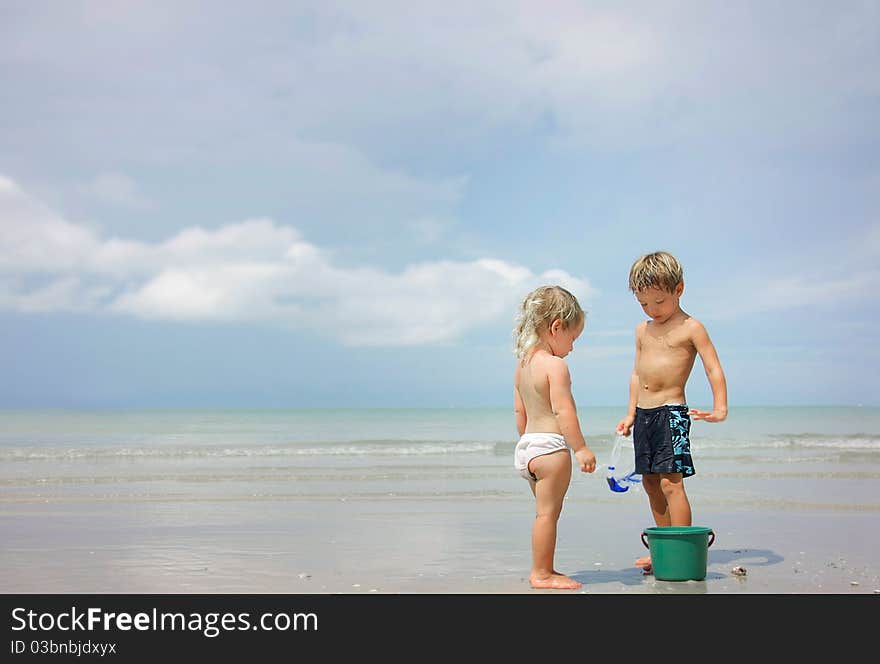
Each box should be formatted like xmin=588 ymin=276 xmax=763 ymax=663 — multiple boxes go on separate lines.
xmin=640 ymin=329 xmax=694 ymax=358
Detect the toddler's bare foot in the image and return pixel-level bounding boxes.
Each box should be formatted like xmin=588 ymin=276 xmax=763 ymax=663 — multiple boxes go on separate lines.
xmin=635 ymin=556 xmax=652 ymax=574
xmin=530 ymin=573 xmax=582 ymax=590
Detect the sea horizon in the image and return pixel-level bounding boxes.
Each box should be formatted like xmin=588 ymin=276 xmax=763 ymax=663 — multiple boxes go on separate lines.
xmin=2 ymin=402 xmax=877 ymax=409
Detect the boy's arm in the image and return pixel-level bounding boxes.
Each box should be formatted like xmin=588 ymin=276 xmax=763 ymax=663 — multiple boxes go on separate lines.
xmin=547 ymin=358 xmax=596 ymax=473
xmin=688 ymin=321 xmax=728 ymax=422
xmin=616 ymin=326 xmax=641 ymax=436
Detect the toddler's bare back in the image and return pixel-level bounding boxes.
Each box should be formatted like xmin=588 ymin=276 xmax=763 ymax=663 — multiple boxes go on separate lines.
xmin=515 ymin=351 xmax=564 ymax=434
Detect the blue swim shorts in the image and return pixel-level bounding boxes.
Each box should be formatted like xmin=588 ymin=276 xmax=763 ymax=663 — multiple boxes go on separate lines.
xmin=633 ymin=404 xmax=695 ymax=477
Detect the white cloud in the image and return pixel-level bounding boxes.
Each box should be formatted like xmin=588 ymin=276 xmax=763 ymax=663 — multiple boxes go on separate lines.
xmin=0 ymin=176 xmax=596 ymax=346
xmin=9 ymin=1 xmax=875 ymax=173
xmin=753 ymin=270 xmax=880 ymax=312
xmin=0 ymin=276 xmax=108 ymax=314
xmin=81 ymin=172 xmax=153 ymax=210
xmin=261 ymin=2 xmax=879 ymax=150
xmin=696 ymin=222 xmax=880 ymax=320
xmin=0 ymin=176 xmax=102 ymax=273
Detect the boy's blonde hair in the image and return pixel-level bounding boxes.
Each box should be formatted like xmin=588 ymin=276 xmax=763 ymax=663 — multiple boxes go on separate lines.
xmin=628 ymin=251 xmax=684 ymax=293
xmin=513 ymin=285 xmax=585 ymax=359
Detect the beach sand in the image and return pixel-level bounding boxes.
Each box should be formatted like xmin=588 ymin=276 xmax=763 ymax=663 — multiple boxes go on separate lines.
xmin=2 ymin=492 xmax=878 ymax=594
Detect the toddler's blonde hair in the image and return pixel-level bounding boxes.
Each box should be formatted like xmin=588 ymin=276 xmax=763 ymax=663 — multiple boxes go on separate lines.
xmin=513 ymin=285 xmax=585 ymax=359
xmin=628 ymin=251 xmax=684 ymax=293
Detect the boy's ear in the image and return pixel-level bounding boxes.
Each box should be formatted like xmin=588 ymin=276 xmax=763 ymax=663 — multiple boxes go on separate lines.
xmin=675 ymin=281 xmax=684 ymax=297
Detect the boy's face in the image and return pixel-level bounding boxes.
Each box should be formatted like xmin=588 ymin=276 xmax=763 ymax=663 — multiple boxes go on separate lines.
xmin=635 ymin=283 xmax=683 ymax=324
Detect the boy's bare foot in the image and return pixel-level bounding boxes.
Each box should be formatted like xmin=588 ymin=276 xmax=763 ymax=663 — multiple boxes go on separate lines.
xmin=529 ymin=572 xmax=582 ymax=589
xmin=635 ymin=556 xmax=652 ymax=574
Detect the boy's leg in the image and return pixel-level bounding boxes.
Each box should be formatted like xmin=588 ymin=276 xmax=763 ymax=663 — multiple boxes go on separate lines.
xmin=636 ymin=473 xmax=692 ymax=570
xmin=528 ymin=450 xmax=580 ymax=589
xmin=642 ymin=473 xmax=672 ymax=527
xmin=634 ymin=405 xmax=694 ymax=570
xmin=635 ymin=473 xmax=668 ymax=570
xmin=659 ymin=472 xmax=691 ymax=526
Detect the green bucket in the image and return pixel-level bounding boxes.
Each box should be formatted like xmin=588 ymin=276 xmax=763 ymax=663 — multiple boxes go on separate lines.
xmin=640 ymin=526 xmax=715 ymax=581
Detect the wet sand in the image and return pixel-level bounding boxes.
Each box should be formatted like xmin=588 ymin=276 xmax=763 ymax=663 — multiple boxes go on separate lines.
xmin=2 ymin=493 xmax=878 ymax=594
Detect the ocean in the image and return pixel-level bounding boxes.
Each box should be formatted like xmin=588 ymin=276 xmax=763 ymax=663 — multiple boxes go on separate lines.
xmin=2 ymin=406 xmax=879 ymax=509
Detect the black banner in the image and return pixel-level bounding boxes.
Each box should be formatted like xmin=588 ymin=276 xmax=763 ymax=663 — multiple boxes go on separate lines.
xmin=1 ymin=594 xmax=873 ymax=660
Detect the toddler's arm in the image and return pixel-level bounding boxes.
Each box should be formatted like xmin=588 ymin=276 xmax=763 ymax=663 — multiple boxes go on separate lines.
xmin=547 ymin=358 xmax=596 ymax=473
xmin=514 ymin=388 xmax=527 ymax=436
xmin=513 ymin=364 xmax=527 ymax=436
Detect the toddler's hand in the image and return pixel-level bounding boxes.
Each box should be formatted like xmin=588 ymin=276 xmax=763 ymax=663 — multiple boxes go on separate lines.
xmin=615 ymin=417 xmax=634 ymax=436
xmin=575 ymin=447 xmax=596 ymax=474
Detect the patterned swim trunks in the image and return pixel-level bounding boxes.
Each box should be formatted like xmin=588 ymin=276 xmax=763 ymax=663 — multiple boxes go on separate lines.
xmin=633 ymin=404 xmax=695 ymax=477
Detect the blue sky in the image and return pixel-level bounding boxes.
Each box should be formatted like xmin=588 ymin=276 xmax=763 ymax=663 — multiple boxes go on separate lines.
xmin=1 ymin=1 xmax=878 ymax=409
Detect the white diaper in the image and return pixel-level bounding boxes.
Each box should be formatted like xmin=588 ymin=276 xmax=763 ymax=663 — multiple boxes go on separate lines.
xmin=514 ymin=433 xmax=569 ymax=483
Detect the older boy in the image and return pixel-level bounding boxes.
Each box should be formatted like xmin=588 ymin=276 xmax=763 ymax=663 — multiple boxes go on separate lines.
xmin=616 ymin=251 xmax=728 ymax=572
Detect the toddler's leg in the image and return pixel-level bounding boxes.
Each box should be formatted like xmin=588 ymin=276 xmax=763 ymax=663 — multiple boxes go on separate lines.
xmin=527 ymin=450 xmax=580 ymax=590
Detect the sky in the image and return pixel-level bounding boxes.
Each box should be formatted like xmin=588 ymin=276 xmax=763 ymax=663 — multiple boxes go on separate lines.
xmin=1 ymin=0 xmax=878 ymax=409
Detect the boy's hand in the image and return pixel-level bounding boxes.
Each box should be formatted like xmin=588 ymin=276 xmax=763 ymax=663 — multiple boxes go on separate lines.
xmin=616 ymin=416 xmax=634 ymax=436
xmin=688 ymin=408 xmax=727 ymax=422
xmin=574 ymin=447 xmax=597 ymax=474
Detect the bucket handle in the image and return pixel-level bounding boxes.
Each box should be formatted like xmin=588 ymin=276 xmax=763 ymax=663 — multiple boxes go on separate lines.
xmin=640 ymin=529 xmax=716 ymax=549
